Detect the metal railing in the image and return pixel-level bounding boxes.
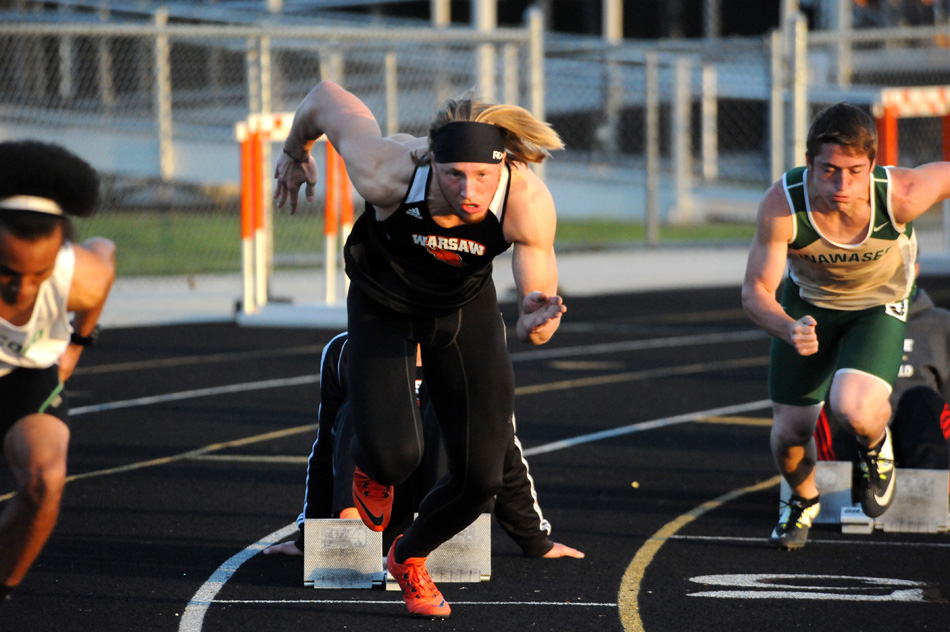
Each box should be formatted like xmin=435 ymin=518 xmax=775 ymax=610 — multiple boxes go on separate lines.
xmin=0 ymin=5 xmax=948 ymax=288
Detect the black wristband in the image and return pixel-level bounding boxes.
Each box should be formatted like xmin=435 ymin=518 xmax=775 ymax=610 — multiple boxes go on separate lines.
xmin=282 ymin=148 xmax=309 ymax=164
xmin=70 ymin=324 xmax=100 ymax=347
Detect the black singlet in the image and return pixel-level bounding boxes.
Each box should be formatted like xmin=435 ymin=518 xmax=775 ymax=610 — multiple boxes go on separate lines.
xmin=343 ymin=163 xmax=512 ymax=316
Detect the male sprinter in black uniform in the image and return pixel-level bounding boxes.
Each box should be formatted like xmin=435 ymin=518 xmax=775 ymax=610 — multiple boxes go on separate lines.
xmin=274 ymin=80 xmax=565 ymax=617
xmin=263 ymin=332 xmax=584 ymax=559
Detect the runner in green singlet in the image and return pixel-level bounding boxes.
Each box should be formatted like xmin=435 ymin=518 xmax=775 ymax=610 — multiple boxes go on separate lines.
xmin=742 ymin=102 xmax=950 ymax=549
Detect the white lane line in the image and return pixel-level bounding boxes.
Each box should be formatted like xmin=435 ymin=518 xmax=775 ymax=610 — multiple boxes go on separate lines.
xmin=59 ymin=329 xmax=771 ymax=631
xmin=558 ymin=308 xmax=748 ymax=329
xmin=212 ymin=600 xmax=617 ymax=607
xmin=74 ymin=345 xmax=325 ymax=375
xmin=515 ymin=356 xmax=767 ymax=396
xmin=509 ymin=329 xmax=766 ymax=362
xmin=669 ymin=534 xmax=950 ymax=548
xmin=0 ymin=424 xmax=318 ymax=503
xmin=523 ymin=399 xmax=772 ymax=456
xmin=70 ymin=353 xmax=766 ymax=420
xmin=179 ymin=399 xmax=773 ymax=631
xmin=74 ymin=329 xmax=764 ymax=377
xmin=179 ymin=524 xmax=298 ymax=632
xmin=71 ymin=375 xmax=318 ymax=415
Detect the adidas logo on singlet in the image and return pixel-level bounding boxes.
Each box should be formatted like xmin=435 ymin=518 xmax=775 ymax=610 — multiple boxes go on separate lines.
xmin=406 ymin=207 xmax=422 ymax=219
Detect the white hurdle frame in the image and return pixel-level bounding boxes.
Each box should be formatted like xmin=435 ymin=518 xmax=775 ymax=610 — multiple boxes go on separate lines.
xmin=234 ymin=111 xmax=353 ymax=316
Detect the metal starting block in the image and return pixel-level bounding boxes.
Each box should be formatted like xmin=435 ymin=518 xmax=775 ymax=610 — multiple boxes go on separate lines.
xmin=841 ymin=469 xmax=950 ymax=534
xmin=387 ymin=513 xmax=492 ymax=590
xmin=779 ymin=461 xmax=853 ymax=524
xmin=781 ymin=463 xmax=950 ymax=533
xmin=303 ymin=519 xmax=385 ymax=589
xmin=840 ymin=506 xmax=875 ymax=534
xmin=303 ymin=512 xmax=492 ymax=589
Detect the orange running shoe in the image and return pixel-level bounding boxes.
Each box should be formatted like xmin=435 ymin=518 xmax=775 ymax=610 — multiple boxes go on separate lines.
xmin=338 ymin=507 xmax=360 ymax=520
xmin=352 ymin=467 xmax=393 ymax=532
xmin=387 ymin=535 xmax=451 ymax=618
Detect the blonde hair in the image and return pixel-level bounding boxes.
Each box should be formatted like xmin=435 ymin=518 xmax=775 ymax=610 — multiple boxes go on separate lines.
xmin=420 ymin=90 xmax=564 ymax=166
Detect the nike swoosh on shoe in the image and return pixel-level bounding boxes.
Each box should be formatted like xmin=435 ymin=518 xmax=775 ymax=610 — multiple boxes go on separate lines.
xmin=874 ymin=477 xmax=896 ymax=506
xmin=355 ymin=495 xmax=385 ymax=527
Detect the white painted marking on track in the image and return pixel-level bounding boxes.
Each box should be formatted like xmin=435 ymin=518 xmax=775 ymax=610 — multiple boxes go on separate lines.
xmin=68 ymin=330 xmax=765 ymax=419
xmin=179 ymin=524 xmax=298 ymax=632
xmin=670 ymin=534 xmax=950 ymax=548
xmin=166 ymin=330 xmax=773 ymax=630
xmin=71 ymin=375 xmax=318 ymax=415
xmin=73 ymin=329 xmax=763 ymax=377
xmin=0 ymin=424 xmax=318 ymax=503
xmin=687 ymin=574 xmax=929 ymax=602
xmin=523 ymin=399 xmax=771 ymax=456
xmin=514 ymin=356 xmax=767 ymax=396
xmin=74 ymin=345 xmax=324 ymax=375
xmin=181 ymin=399 xmax=773 ymax=631
xmin=689 ymin=589 xmax=926 ymax=601
xmin=618 ymin=476 xmax=783 ymax=631
xmin=212 ymin=599 xmax=617 ymax=606
xmin=509 ymin=329 xmax=767 ymax=362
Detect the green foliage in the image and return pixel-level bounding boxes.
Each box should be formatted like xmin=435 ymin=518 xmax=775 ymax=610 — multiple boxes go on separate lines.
xmin=75 ymin=211 xmax=753 ymax=276
xmin=554 ymin=219 xmax=755 ymax=247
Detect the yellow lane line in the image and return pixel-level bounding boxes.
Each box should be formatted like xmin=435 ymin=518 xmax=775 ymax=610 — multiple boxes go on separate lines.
xmin=515 ymin=356 xmax=768 ymax=396
xmin=617 ymin=475 xmax=782 ymax=632
xmin=0 ymin=424 xmax=318 ymax=502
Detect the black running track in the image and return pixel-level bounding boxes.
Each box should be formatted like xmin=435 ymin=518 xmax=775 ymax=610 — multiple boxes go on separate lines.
xmin=3 ymin=278 xmax=950 ymax=632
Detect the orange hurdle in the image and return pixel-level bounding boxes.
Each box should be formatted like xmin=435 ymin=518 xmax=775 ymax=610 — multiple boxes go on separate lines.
xmin=236 ymin=112 xmax=354 ymax=315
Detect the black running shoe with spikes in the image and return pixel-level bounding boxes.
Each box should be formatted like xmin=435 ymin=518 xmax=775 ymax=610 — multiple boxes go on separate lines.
xmin=859 ymin=427 xmax=896 ymax=518
xmin=769 ymin=494 xmax=821 ymax=550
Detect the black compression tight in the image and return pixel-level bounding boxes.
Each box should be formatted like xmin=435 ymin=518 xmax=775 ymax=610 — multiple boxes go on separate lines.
xmin=346 ymin=284 xmax=515 ymax=559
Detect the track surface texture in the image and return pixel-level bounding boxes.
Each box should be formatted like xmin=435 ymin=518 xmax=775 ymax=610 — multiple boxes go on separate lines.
xmin=3 ymin=279 xmax=950 ymax=632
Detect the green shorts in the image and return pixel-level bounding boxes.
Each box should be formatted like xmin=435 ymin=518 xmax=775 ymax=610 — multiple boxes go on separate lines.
xmin=768 ymin=281 xmax=909 ymax=407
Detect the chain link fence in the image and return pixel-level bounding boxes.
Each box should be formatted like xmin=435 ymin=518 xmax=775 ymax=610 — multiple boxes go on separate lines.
xmin=0 ymin=12 xmax=538 ymax=292
xmin=0 ymin=2 xmax=948 ymax=300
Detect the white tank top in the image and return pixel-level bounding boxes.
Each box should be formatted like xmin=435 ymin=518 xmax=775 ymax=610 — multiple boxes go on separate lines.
xmin=783 ymin=166 xmax=917 ymax=311
xmin=0 ymin=243 xmax=75 ymax=376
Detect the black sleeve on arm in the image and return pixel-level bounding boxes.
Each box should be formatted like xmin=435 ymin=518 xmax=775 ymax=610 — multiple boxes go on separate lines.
xmin=492 ymin=415 xmax=554 ymax=557
xmin=303 ymin=334 xmax=350 ymax=520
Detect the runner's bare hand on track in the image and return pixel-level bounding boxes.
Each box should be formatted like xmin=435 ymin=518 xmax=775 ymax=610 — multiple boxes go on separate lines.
xmin=273 ymin=149 xmax=318 ymax=215
xmin=542 ymin=541 xmax=585 ymax=559
xmin=262 ymin=541 xmax=303 ymax=556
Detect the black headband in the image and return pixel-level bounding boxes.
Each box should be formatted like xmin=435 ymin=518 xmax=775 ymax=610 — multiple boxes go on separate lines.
xmin=431 ymin=122 xmax=505 ymax=164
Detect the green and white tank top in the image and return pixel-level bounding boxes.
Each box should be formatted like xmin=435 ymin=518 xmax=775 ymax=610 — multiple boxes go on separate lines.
xmin=0 ymin=243 xmax=75 ymax=376
xmin=783 ymin=165 xmax=917 ymax=311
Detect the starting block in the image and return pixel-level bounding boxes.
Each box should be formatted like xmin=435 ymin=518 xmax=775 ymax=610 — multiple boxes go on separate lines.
xmin=841 ymin=469 xmax=950 ymax=534
xmin=304 ymin=519 xmax=384 ymax=589
xmin=780 ymin=462 xmax=950 ymax=534
xmin=387 ymin=513 xmax=492 ymax=590
xmin=304 ymin=513 xmax=492 ymax=589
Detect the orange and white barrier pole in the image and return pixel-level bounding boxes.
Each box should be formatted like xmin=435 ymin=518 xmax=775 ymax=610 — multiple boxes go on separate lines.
xmin=874 ymin=105 xmax=899 ymax=168
xmin=236 ymin=111 xmax=354 ymax=315
xmin=249 ymin=129 xmax=267 ymax=309
xmin=325 ymin=142 xmax=339 ymax=304
xmin=873 ymin=86 xmax=950 ymax=252
xmin=237 ymin=122 xmax=261 ymax=314
xmin=874 ymin=86 xmax=950 ymax=167
xmin=325 ymin=145 xmax=354 ymax=303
